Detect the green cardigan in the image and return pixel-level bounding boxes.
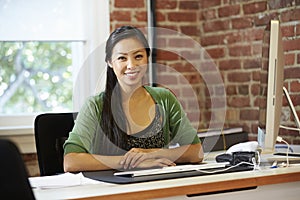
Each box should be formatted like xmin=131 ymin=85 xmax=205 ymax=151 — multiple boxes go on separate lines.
xmin=64 ymin=86 xmax=200 ymax=155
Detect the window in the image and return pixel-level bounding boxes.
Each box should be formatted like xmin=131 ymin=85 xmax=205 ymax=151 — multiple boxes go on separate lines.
xmin=0 ymin=41 xmax=73 ymax=114
xmin=0 ymin=0 xmax=109 ymax=153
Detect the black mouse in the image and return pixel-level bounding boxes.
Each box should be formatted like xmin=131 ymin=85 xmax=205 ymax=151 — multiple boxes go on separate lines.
xmin=215 ymin=153 xmax=233 ymax=163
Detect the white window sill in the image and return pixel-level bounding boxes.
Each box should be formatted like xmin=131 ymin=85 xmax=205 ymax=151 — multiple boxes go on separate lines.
xmin=0 ymin=125 xmax=33 ymax=136
xmin=0 ymin=126 xmax=36 ymax=153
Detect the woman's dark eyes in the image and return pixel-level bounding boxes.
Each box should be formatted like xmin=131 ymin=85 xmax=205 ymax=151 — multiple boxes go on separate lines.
xmin=118 ymin=56 xmax=126 ymax=61
xmin=135 ymin=54 xmax=143 ymax=59
xmin=118 ymin=54 xmax=144 ymax=61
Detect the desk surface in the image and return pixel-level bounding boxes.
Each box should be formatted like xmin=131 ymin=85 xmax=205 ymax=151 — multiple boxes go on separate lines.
xmin=32 ymin=164 xmax=300 ymax=200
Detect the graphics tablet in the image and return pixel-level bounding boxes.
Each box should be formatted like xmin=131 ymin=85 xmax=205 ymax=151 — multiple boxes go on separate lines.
xmin=82 ymin=163 xmax=254 ymax=184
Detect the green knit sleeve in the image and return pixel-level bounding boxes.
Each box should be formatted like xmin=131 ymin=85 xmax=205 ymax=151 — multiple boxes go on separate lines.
xmin=63 ymin=94 xmax=103 ymax=155
xmin=166 ymin=91 xmax=200 ymax=145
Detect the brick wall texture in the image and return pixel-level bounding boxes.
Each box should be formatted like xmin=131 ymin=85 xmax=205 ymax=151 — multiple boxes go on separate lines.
xmin=110 ymin=0 xmax=300 ymax=144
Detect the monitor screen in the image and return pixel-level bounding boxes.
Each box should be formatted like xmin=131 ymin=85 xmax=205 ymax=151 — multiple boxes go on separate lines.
xmin=258 ymin=20 xmax=284 ymax=153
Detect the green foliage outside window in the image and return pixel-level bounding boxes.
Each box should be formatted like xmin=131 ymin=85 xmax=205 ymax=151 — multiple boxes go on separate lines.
xmin=0 ymin=42 xmax=73 ymax=114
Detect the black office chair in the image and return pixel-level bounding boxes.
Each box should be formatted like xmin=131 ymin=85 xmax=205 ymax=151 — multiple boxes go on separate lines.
xmin=0 ymin=139 xmax=36 ymax=200
xmin=34 ymin=112 xmax=77 ymax=176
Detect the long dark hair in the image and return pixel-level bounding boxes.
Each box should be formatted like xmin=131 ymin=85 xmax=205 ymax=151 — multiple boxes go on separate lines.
xmin=101 ymin=26 xmax=150 ymax=153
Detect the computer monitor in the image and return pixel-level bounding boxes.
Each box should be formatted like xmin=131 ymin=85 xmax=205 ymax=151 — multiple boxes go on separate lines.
xmin=258 ymin=20 xmax=284 ymax=154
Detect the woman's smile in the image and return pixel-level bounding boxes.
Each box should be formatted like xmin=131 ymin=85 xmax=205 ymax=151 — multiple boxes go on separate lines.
xmin=125 ymin=70 xmax=140 ymax=78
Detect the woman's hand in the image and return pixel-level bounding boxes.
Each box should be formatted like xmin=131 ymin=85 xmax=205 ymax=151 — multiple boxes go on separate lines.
xmin=120 ymin=148 xmax=174 ymax=169
xmin=119 ymin=143 xmax=203 ymax=169
xmin=120 ymin=148 xmax=152 ymax=169
xmin=135 ymin=158 xmax=176 ymax=169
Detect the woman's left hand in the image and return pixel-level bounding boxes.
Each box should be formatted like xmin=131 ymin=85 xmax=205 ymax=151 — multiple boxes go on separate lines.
xmin=120 ymin=148 xmax=157 ymax=169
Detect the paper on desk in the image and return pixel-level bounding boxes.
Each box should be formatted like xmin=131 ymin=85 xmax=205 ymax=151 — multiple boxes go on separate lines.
xmin=29 ymin=172 xmax=104 ymax=189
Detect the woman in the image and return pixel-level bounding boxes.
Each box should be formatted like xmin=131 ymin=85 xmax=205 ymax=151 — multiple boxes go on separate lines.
xmin=63 ymin=26 xmax=203 ymax=172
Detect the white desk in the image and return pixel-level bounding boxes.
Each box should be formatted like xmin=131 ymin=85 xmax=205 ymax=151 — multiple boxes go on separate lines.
xmin=155 ymin=181 xmax=300 ymax=200
xmin=32 ymin=164 xmax=300 ymax=200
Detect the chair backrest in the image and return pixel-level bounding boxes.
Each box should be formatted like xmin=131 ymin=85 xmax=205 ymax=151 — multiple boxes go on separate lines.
xmin=0 ymin=139 xmax=35 ymax=200
xmin=34 ymin=112 xmax=77 ymax=176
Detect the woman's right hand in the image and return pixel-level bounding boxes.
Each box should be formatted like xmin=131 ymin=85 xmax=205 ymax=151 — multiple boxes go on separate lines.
xmin=134 ymin=158 xmax=176 ymax=169
xmin=120 ymin=148 xmax=174 ymax=169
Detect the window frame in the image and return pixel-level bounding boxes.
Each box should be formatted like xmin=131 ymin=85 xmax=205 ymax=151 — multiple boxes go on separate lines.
xmin=0 ymin=0 xmax=110 ymax=153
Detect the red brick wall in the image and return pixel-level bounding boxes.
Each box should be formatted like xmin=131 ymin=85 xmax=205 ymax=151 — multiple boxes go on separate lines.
xmin=110 ymin=0 xmax=300 ymax=144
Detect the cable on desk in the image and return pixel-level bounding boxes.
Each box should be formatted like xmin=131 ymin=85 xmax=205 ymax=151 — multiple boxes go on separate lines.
xmin=279 ymin=125 xmax=300 ymax=132
xmin=221 ymin=127 xmax=227 ymax=151
xmin=276 ymin=136 xmax=290 ymax=167
xmin=195 ymin=161 xmax=256 ymax=174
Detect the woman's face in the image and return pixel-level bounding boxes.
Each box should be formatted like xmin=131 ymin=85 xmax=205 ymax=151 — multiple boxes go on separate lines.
xmin=109 ymin=38 xmax=148 ymax=91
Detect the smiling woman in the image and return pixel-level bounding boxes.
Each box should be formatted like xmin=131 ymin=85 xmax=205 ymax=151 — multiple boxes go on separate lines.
xmin=63 ymin=26 xmax=204 ymax=173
